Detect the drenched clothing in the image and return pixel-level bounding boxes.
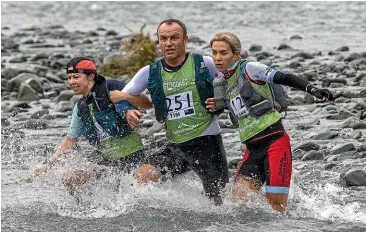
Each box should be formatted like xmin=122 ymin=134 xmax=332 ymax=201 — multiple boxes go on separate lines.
xmin=68 ymin=79 xmax=130 ymax=138
xmin=149 ymin=53 xmax=216 ymax=143
xmin=222 ymin=61 xmax=297 ymax=194
xmin=146 ymin=134 xmax=229 ymax=201
xmin=91 ymin=149 xmax=146 ymax=174
xmin=123 ymin=53 xmax=229 ymax=202
xmin=235 ymin=121 xmax=292 ymax=193
xmin=224 ymin=61 xmax=282 ymax=142
xmin=123 ymin=53 xmax=222 ymax=137
xmin=67 ymin=78 xmax=144 ymax=167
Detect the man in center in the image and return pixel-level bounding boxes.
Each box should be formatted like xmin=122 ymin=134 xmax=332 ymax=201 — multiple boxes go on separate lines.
xmin=110 ymin=19 xmax=229 ymax=205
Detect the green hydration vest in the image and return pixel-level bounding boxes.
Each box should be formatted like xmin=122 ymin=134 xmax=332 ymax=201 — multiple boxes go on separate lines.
xmin=148 ymin=53 xmax=214 ymax=143
xmin=226 ymin=61 xmax=282 ymax=142
xmin=77 ymin=80 xmax=143 ymax=161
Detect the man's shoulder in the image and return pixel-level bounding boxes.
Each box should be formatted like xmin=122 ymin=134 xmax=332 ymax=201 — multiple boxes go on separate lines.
xmin=190 ymin=53 xmax=212 ymax=60
xmin=137 ymin=65 xmax=151 ymax=74
xmin=187 ymin=53 xmax=213 ymax=66
xmin=201 ymin=55 xmax=214 ymax=64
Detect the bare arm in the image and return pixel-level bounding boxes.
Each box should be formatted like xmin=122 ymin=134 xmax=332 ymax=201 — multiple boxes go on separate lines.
xmin=109 ymin=91 xmax=153 ymax=109
xmin=109 ymin=65 xmax=152 ymax=109
xmin=45 ymin=137 xmax=78 ymax=164
xmin=27 ymin=137 xmax=78 ymax=181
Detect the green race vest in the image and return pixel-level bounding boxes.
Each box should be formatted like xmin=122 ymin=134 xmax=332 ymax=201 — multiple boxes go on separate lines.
xmin=161 ymin=54 xmax=213 ymax=143
xmin=226 ymin=62 xmax=282 ymax=142
xmin=99 ymin=131 xmax=143 ymax=161
xmin=148 ymin=53 xmax=213 ymax=122
xmin=86 ymin=96 xmax=143 ymax=162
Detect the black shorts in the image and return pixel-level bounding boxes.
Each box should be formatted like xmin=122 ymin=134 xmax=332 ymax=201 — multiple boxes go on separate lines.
xmin=145 ymin=134 xmax=229 ymax=199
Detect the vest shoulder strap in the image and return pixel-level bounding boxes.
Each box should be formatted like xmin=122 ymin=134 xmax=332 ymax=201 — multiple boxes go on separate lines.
xmin=148 ymin=54 xmax=214 ymax=122
xmin=148 ymin=59 xmax=167 ymax=122
xmin=192 ymin=53 xmax=214 ymax=106
xmin=77 ymin=81 xmax=110 ymax=120
xmin=240 ymin=60 xmax=249 ymax=75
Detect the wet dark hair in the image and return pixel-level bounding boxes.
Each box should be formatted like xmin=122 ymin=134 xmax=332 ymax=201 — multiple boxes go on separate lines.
xmin=156 ymin=19 xmax=187 ymax=38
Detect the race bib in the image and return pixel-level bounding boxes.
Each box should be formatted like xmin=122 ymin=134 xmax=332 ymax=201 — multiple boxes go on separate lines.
xmin=166 ymin=91 xmax=195 ymax=120
xmin=230 ymin=94 xmax=249 ymax=117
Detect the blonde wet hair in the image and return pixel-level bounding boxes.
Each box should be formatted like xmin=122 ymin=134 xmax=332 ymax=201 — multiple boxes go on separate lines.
xmin=210 ymin=32 xmax=241 ymax=55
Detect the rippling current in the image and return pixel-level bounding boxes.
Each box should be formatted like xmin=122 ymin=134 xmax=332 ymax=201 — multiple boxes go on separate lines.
xmin=2 ymin=1 xmax=366 ymax=231
xmin=2 ymin=1 xmax=366 ymax=51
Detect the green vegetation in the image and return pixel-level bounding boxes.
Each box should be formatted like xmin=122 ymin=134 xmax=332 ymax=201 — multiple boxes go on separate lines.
xmin=99 ymin=25 xmax=157 ymax=78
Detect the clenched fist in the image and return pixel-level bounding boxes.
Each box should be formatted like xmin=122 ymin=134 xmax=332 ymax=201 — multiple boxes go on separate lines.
xmin=311 ymin=88 xmax=334 ymax=101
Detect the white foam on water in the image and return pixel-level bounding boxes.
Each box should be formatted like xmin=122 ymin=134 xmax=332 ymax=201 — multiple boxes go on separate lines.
xmin=3 ymin=128 xmax=364 ymax=227
xmin=90 ymin=4 xmax=100 ymax=11
xmin=288 ymin=181 xmax=366 ymax=224
xmin=53 ymin=167 xmax=278 ymax=219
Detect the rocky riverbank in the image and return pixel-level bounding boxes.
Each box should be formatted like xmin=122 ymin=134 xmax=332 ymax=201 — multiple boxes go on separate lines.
xmin=1 ymin=24 xmax=366 ymax=203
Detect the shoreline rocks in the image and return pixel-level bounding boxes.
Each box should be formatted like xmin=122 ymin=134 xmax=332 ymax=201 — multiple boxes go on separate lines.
xmin=1 ymin=25 xmax=365 ymax=192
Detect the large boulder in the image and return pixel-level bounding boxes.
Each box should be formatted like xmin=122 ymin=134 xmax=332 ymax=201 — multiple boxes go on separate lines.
xmin=55 ymin=101 xmax=74 ymax=112
xmin=340 ymin=169 xmax=366 ymax=187
xmin=30 ymin=109 xmax=49 ymax=119
xmin=301 ymin=150 xmax=324 ymax=161
xmin=25 ymin=78 xmax=43 ymax=94
xmin=17 ymin=82 xmax=40 ymax=101
xmin=294 ymin=141 xmax=320 ymax=152
xmin=54 ymin=89 xmax=75 ymax=103
xmin=6 ymin=73 xmax=41 ymax=93
xmin=2 ymin=63 xmax=48 ymax=80
xmin=310 ymin=131 xmax=339 ymax=140
xmin=330 ymin=143 xmax=356 ymax=155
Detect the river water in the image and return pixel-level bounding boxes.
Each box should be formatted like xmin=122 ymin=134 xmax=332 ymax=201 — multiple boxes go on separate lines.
xmin=2 ymin=1 xmax=366 ymax=52
xmin=2 ymin=1 xmax=366 ymax=232
xmin=2 ymin=101 xmax=366 ymax=231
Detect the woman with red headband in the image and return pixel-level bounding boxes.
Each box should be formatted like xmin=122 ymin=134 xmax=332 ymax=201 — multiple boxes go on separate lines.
xmin=29 ymin=57 xmax=152 ymax=192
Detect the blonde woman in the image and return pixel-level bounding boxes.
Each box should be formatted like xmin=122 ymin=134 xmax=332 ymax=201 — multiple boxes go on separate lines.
xmin=206 ymin=32 xmax=334 ymax=213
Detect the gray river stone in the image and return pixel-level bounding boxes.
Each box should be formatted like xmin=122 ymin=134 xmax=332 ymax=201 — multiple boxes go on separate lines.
xmin=340 ymin=169 xmax=366 ymax=187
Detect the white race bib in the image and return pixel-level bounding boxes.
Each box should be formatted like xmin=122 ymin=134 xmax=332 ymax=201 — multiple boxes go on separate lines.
xmin=166 ymin=91 xmax=195 ymax=120
xmin=230 ymin=94 xmax=249 ymax=117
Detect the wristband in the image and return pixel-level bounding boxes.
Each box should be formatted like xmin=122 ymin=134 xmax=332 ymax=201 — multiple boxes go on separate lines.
xmin=305 ymin=84 xmax=317 ymax=94
xmin=120 ymin=109 xmax=130 ymax=119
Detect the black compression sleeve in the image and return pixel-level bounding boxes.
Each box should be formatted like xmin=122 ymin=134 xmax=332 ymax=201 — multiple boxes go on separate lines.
xmin=273 ymin=71 xmax=315 ymax=93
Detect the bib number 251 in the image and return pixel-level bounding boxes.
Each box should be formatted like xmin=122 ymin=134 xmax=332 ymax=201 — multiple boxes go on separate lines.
xmin=166 ymin=91 xmax=195 ymax=120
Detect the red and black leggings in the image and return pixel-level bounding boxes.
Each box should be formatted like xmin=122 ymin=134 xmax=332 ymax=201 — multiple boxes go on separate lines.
xmin=235 ymin=121 xmax=292 ymax=194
